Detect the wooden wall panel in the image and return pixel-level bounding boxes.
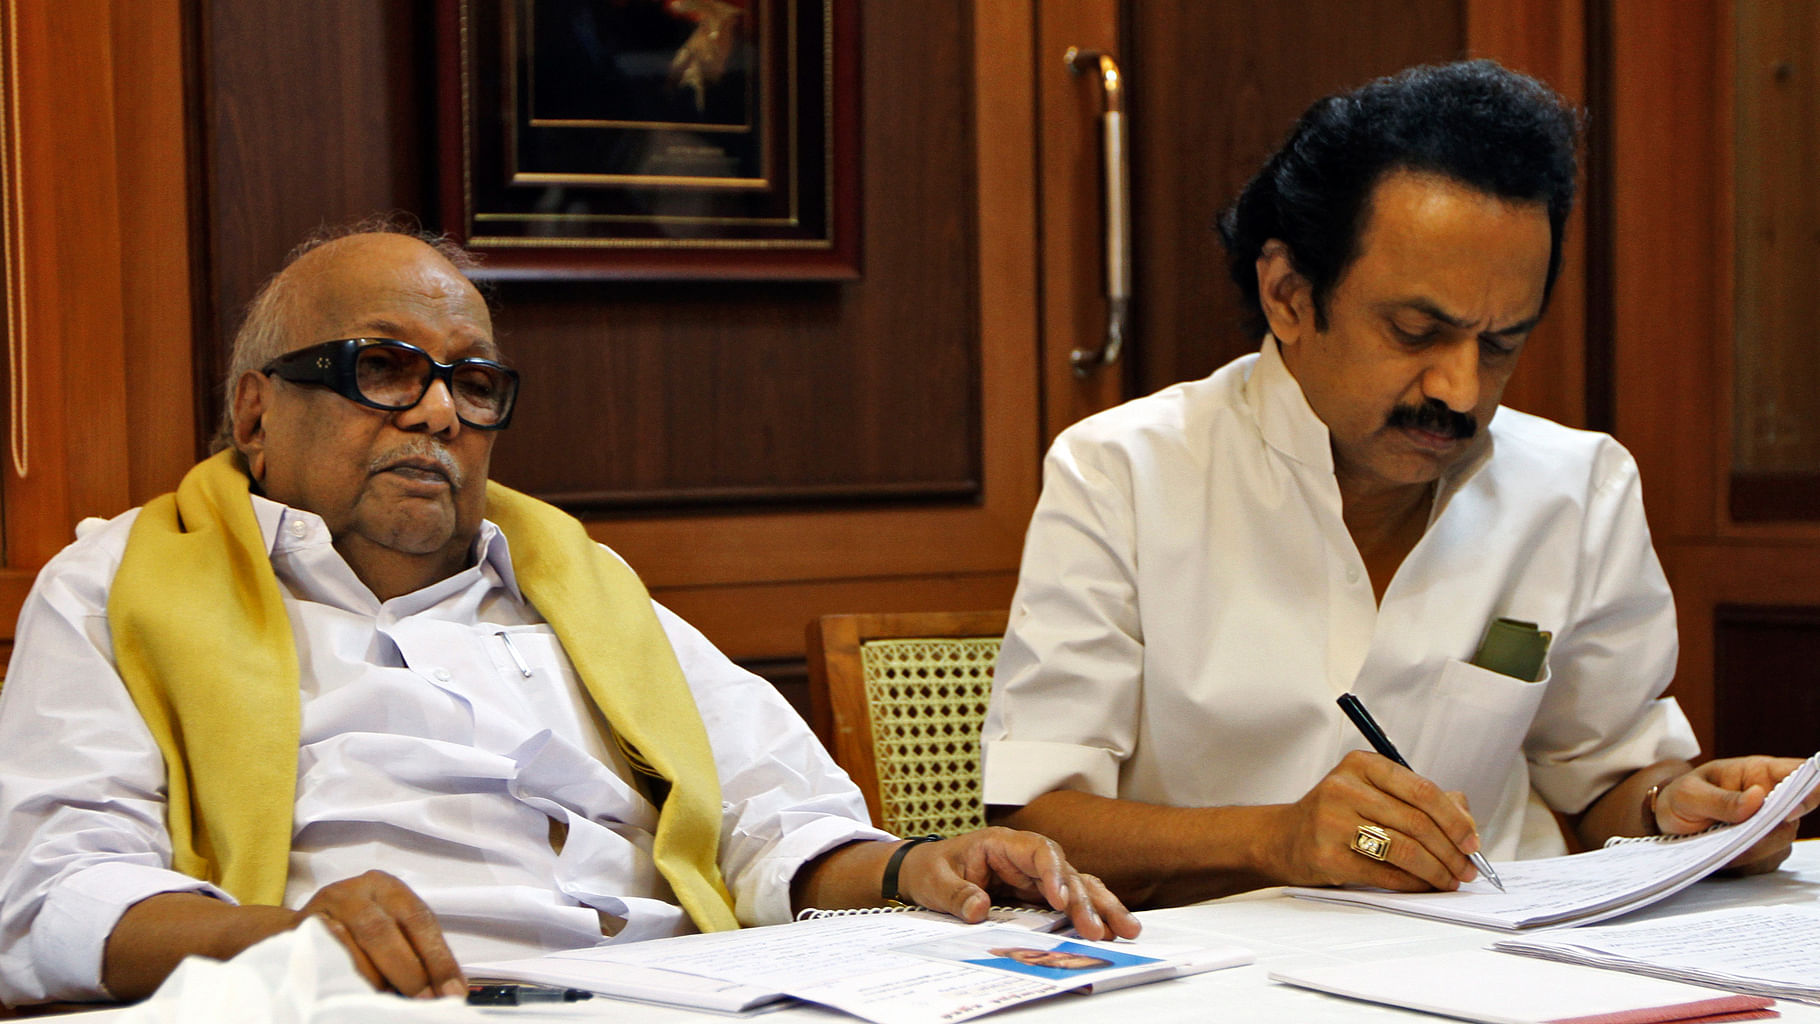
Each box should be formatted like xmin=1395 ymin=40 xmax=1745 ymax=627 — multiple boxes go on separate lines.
xmin=1122 ymin=0 xmax=1466 ymax=399
xmin=1732 ymin=2 xmax=1820 ymax=479
xmin=1713 ymin=603 xmax=1820 ymax=838
xmin=200 ymin=2 xmax=981 ymax=514
xmin=1467 ymin=0 xmax=1589 ymax=430
xmin=197 ymin=1 xmax=432 ymax=402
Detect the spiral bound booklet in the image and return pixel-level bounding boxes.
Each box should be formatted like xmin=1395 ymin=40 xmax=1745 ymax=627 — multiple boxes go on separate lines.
xmin=795 ymin=903 xmax=1067 ymax=931
xmin=1284 ymin=751 xmax=1820 ymax=931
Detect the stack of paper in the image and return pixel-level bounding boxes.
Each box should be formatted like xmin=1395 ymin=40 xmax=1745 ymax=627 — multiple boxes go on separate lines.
xmin=1285 ymin=752 xmax=1820 ymax=930
xmin=1493 ymin=903 xmax=1820 ymax=1006
xmin=1270 ymin=949 xmax=1777 ymax=1023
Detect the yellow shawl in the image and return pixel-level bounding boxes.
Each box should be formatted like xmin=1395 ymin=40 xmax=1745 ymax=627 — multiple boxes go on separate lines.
xmin=106 ymin=449 xmax=739 ymax=931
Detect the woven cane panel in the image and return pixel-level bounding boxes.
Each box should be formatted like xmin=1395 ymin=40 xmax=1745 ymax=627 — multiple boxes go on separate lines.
xmin=859 ymin=636 xmax=998 ymax=837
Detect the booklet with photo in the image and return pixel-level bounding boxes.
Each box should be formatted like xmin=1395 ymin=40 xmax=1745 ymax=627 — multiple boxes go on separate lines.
xmin=467 ymin=912 xmax=1252 ymax=1024
xmin=1284 ymin=751 xmax=1820 ymax=931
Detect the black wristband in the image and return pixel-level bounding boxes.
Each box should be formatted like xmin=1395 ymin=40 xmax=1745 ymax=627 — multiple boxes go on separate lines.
xmin=881 ymin=835 xmax=942 ymax=905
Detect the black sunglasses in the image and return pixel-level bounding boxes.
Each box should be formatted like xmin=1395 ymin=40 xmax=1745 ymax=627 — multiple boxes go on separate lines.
xmin=261 ymin=338 xmax=520 ymax=430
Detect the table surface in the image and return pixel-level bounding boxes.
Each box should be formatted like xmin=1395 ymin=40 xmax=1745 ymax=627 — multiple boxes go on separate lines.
xmin=51 ymin=840 xmax=1820 ymax=1023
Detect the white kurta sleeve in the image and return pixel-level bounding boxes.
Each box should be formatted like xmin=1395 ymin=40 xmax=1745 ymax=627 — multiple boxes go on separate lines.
xmin=651 ymin=602 xmax=890 ymax=927
xmin=0 ymin=516 xmax=230 ymax=1006
xmin=1524 ymin=442 xmax=1700 ymax=816
xmin=981 ymin=426 xmax=1143 ymax=806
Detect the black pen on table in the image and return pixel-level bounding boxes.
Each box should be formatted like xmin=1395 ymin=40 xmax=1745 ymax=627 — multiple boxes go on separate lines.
xmin=467 ymin=983 xmax=594 ymax=1005
xmin=1335 ymin=692 xmax=1506 ymax=892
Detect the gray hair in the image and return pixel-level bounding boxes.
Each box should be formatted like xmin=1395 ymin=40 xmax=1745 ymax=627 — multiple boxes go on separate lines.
xmin=212 ymin=215 xmax=483 ymax=452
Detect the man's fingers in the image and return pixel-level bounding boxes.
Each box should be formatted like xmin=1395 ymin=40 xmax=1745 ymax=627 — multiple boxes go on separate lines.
xmin=912 ymin=845 xmax=994 ymax=921
xmin=1071 ymin=872 xmax=1140 ymax=940
xmin=1722 ymin=819 xmax=1799 ymax=876
xmin=1335 ymin=821 xmax=1462 ymax=892
xmin=383 ymin=888 xmax=467 ymax=998
xmin=1662 ymin=774 xmax=1766 ymax=833
xmin=301 ymin=871 xmax=460 ymax=998
xmin=330 ymin=899 xmax=437 ymax=996
xmin=1360 ymin=755 xmax=1481 ymax=848
xmin=1346 ymin=761 xmax=1479 ymax=886
xmin=316 ymin=914 xmax=384 ymax=991
xmin=911 ymin=830 xmax=1140 ymax=941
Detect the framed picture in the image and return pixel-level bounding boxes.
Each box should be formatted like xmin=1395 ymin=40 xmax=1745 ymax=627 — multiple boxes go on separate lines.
xmin=437 ymin=0 xmax=860 ymax=280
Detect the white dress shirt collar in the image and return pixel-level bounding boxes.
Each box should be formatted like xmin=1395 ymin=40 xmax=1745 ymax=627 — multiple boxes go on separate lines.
xmin=249 ymin=492 xmax=526 ymax=614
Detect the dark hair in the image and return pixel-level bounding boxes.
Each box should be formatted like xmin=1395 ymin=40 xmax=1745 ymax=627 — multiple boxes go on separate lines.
xmin=1217 ymin=59 xmax=1582 ymax=336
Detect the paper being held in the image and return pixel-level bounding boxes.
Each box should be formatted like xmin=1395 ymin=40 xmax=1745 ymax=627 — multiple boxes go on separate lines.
xmin=1285 ymin=751 xmax=1820 ymax=929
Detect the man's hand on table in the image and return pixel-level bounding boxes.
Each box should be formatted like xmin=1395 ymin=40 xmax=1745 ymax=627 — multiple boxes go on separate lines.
xmin=892 ymin=827 xmax=1141 ymax=941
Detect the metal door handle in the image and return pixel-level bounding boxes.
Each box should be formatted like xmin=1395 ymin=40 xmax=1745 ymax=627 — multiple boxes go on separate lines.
xmin=1065 ymin=46 xmax=1129 ymax=376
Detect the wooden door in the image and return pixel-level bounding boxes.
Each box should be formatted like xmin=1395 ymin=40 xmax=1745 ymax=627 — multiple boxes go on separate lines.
xmin=1036 ymin=0 xmax=1591 ymax=443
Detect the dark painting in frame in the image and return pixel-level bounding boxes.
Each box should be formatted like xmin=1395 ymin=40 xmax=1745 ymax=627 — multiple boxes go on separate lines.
xmin=437 ymin=0 xmax=859 ymax=280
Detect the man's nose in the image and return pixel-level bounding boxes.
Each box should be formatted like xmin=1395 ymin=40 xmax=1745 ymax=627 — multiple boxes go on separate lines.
xmin=1422 ymin=338 xmax=1481 ymax=413
xmin=396 ymin=376 xmax=461 ymax=436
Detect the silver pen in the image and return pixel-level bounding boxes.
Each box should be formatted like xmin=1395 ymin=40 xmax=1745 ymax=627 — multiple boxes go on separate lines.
xmin=495 ymin=631 xmax=533 ymax=677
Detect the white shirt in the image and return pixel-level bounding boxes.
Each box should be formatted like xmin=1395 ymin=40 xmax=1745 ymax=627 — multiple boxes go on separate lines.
xmin=0 ymin=496 xmax=887 ymax=1005
xmin=982 ymin=339 xmax=1698 ymax=860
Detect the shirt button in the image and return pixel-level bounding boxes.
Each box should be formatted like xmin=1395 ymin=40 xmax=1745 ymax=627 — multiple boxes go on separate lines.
xmin=288 ymin=519 xmax=308 ymax=539
xmin=1345 ymin=566 xmax=1361 ymax=585
xmin=432 ymin=668 xmax=452 ymax=682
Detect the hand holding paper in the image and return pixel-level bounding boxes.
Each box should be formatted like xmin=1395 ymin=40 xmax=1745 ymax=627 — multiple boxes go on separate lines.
xmin=1654 ymin=756 xmax=1820 ymax=874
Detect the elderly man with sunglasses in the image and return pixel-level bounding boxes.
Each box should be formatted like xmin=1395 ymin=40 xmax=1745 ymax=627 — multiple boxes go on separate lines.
xmin=0 ymin=224 xmax=1136 ymax=1011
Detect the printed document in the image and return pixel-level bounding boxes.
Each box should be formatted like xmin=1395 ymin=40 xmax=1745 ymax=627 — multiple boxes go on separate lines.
xmin=1494 ymin=902 xmax=1820 ymax=1006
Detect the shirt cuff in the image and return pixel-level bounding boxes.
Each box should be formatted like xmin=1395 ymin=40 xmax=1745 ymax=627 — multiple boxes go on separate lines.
xmin=981 ymin=740 xmax=1120 ymax=806
xmin=732 ymin=814 xmax=893 ymax=927
xmin=1530 ymin=697 xmax=1701 ymax=816
xmin=32 ymin=861 xmax=231 ymax=1001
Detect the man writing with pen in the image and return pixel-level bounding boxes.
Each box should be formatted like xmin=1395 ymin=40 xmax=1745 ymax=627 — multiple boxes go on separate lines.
xmin=979 ymin=60 xmax=1820 ymax=906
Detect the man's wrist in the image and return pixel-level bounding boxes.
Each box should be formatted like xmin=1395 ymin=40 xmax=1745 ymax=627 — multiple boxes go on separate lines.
xmin=881 ymin=835 xmax=942 ymax=905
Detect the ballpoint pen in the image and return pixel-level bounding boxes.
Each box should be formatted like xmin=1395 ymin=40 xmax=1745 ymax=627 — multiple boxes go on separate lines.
xmin=467 ymin=983 xmax=594 ymax=1005
xmin=1335 ymin=693 xmax=1506 ymax=892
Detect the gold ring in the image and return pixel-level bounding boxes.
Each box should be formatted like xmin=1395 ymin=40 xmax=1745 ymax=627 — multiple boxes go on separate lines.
xmin=1351 ymin=823 xmax=1392 ymax=861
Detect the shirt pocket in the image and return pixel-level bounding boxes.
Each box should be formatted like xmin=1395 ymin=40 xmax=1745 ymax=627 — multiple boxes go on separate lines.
xmin=1408 ymin=658 xmax=1549 ymax=828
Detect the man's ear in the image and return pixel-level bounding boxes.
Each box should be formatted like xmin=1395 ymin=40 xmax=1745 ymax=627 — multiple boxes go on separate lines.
xmin=1255 ymin=240 xmax=1316 ymax=346
xmin=230 ymin=372 xmax=270 ymax=481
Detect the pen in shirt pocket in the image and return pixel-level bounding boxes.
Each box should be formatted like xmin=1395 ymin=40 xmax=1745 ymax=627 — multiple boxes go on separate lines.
xmin=495 ymin=630 xmax=533 ymax=677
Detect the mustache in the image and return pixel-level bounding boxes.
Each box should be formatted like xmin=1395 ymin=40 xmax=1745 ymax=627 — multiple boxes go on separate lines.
xmin=368 ymin=442 xmax=465 ymax=487
xmin=1385 ymin=398 xmax=1477 ymax=441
